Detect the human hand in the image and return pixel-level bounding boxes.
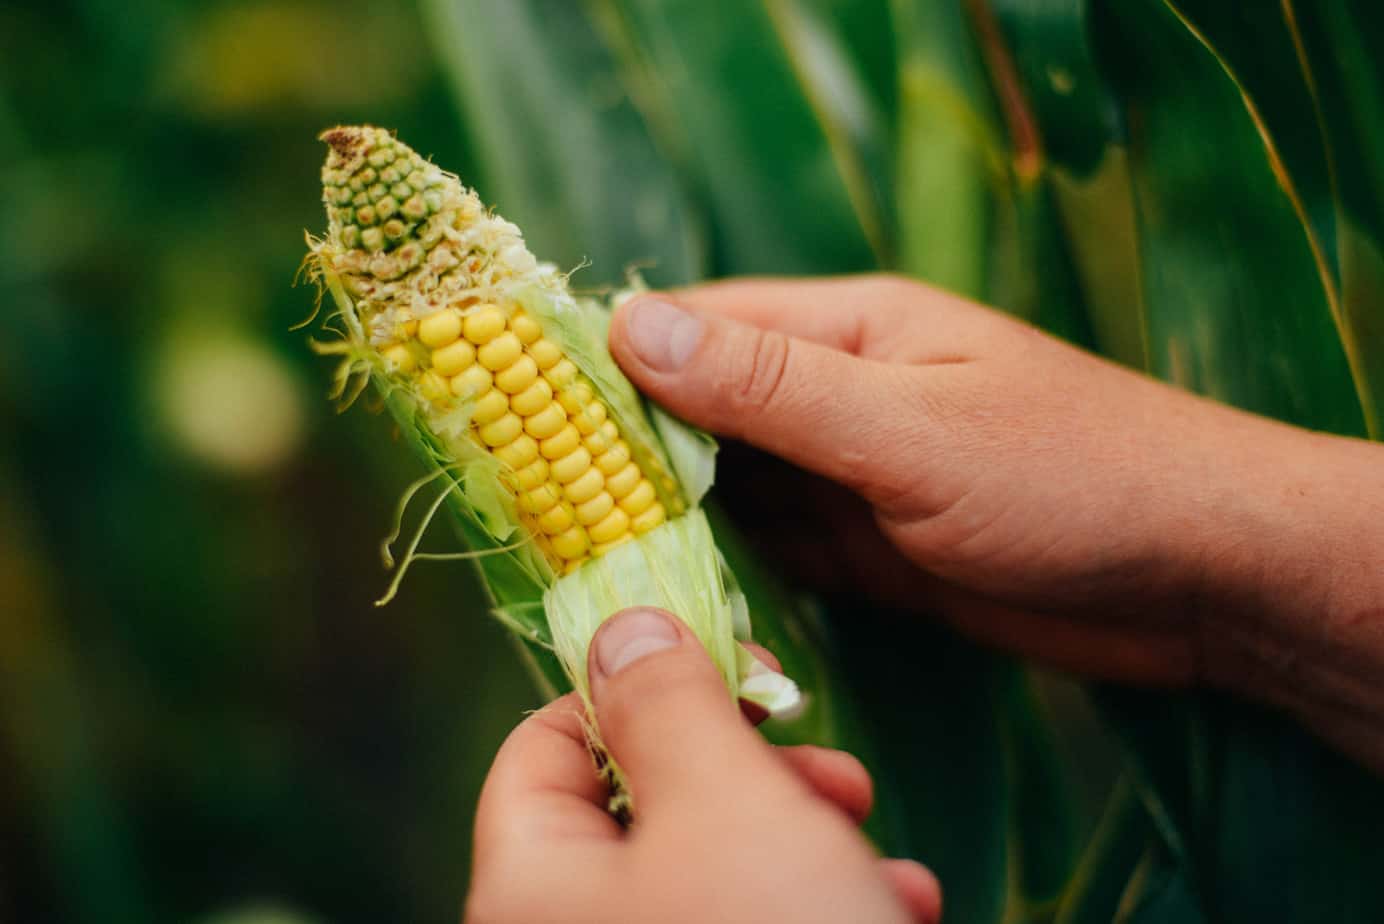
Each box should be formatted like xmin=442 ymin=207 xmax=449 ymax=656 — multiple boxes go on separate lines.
xmin=607 ymin=276 xmax=1384 ymax=766
xmin=465 ymin=607 xmax=942 ymax=924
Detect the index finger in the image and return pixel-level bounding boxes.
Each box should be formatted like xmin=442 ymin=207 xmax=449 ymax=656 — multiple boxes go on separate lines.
xmin=473 ymin=693 xmax=623 ymax=856
xmin=673 ymin=276 xmax=889 ymax=354
xmin=673 ymin=274 xmax=987 ymax=361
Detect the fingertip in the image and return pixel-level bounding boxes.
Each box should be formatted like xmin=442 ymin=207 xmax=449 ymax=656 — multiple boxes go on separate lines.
xmin=609 ymin=294 xmax=704 ymax=374
xmin=778 ymin=745 xmax=874 ymax=825
xmin=740 ymin=642 xmax=782 ymax=673
xmin=881 ymin=859 xmax=943 ymax=923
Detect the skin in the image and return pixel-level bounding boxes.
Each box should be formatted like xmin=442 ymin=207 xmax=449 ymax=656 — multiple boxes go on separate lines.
xmin=467 ymin=275 xmax=1384 ymax=921
xmin=466 ymin=609 xmax=940 ymax=923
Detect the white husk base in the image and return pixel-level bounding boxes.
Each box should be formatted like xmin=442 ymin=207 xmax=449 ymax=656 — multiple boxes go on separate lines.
xmin=543 ymin=508 xmax=802 ymax=720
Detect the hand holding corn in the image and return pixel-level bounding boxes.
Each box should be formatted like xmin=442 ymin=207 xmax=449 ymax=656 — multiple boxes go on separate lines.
xmin=606 ymin=276 xmax=1384 ymax=773
xmin=466 ymin=607 xmax=942 ymax=924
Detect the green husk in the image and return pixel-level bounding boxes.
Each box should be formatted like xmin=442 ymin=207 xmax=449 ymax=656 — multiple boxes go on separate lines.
xmin=544 ymin=508 xmax=741 ymax=704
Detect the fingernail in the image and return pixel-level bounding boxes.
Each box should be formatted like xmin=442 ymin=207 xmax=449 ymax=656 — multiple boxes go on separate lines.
xmin=595 ymin=608 xmax=681 ymax=677
xmin=624 ymin=297 xmax=703 ymax=371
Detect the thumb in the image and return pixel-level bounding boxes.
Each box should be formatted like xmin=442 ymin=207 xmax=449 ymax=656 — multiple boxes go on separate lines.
xmin=610 ymin=294 xmax=925 ymax=500
xmin=588 ymin=607 xmax=786 ymax=814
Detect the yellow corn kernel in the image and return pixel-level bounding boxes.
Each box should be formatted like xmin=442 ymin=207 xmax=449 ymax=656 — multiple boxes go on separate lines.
xmin=596 ymin=442 xmax=632 ymax=477
xmin=631 ymin=502 xmax=666 ymax=534
xmin=551 ymin=526 xmax=589 ymax=560
xmin=572 ymin=401 xmax=607 ymax=435
xmin=382 ymin=343 xmax=415 ymax=373
xmin=463 ymin=304 xmax=507 ymax=343
xmin=562 ymin=557 xmax=587 ymax=574
xmin=519 ymin=482 xmax=561 ymax=516
xmin=539 ymin=502 xmax=575 ymax=536
xmin=511 ymin=312 xmax=543 ymax=344
xmin=618 ymin=479 xmax=656 ymax=516
xmin=539 ymin=423 xmax=581 ymax=460
xmin=524 ymin=402 xmax=567 ymax=439
xmin=492 ymin=351 xmax=534 ymax=392
xmin=557 ymin=382 xmax=594 ymax=416
xmin=419 ymin=370 xmax=449 ymax=403
xmin=575 ymin=491 xmax=614 ymax=526
xmin=550 ymin=446 xmax=592 ymax=484
xmin=563 ymin=467 xmax=604 ymax=505
xmin=478 ymin=331 xmax=523 ymax=371
xmin=431 ymin=339 xmax=475 ymax=376
xmin=471 ymin=389 xmax=510 ymax=425
xmin=493 ymin=434 xmax=538 ymax=470
xmin=418 ymin=308 xmax=462 ymax=348
xmin=582 ymin=420 xmax=619 ymax=455
xmin=528 ymin=338 xmax=562 ymax=370
xmin=588 ymin=506 xmax=631 ymax=545
xmin=512 ymin=457 xmax=549 ymax=491
xmin=543 ymin=358 xmax=578 ymax=389
xmin=494 ymin=354 xmax=538 ymax=394
xmin=451 ymin=364 xmax=492 ymax=398
xmin=400 ymin=319 xmax=419 ymax=339
xmin=605 ymin=462 xmax=642 ymax=499
xmin=509 ymin=377 xmax=552 ymax=416
xmin=479 ymin=412 xmax=523 ymax=447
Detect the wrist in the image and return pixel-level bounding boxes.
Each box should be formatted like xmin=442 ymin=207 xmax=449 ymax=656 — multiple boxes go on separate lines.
xmin=1187 ymin=416 xmax=1384 ymax=756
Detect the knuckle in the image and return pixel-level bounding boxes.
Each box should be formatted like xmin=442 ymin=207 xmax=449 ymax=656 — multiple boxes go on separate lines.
xmin=723 ymin=326 xmax=792 ymax=417
xmin=860 ymin=271 xmax=928 ymax=305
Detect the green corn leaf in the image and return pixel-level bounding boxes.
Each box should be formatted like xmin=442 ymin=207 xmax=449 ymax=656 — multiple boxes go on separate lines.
xmin=989 ymin=0 xmax=1114 ymax=178
xmin=800 ymin=0 xmax=900 ymax=130
xmin=597 ymin=0 xmax=882 ymax=274
xmin=1095 ymin=0 xmax=1366 ymax=436
xmin=987 ymin=174 xmax=1096 ymax=347
xmin=1117 ymin=857 xmax=1207 ymax=924
xmin=892 ymin=0 xmax=1001 ymax=295
xmin=1163 ymin=0 xmax=1384 ymax=437
xmin=832 ymin=610 xmax=1013 ymax=924
xmin=1051 ymin=776 xmax=1157 ymax=924
xmin=999 ymin=670 xmax=1080 ymax=918
xmin=1208 ymin=698 xmax=1384 ymax=923
xmin=989 ymin=0 xmax=1149 ymax=368
xmin=770 ymin=0 xmax=897 ymax=265
xmin=1092 ymin=688 xmax=1204 ymax=865
xmin=420 ymin=0 xmax=707 ymax=287
xmin=1046 ymin=149 xmax=1148 ymax=369
xmin=950 ymin=0 xmax=1098 ymax=350
xmin=1290 ymin=1 xmax=1384 ymax=249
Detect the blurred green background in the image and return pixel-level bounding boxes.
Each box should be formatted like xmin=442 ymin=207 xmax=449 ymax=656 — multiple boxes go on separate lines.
xmin=1 ymin=3 xmax=537 ymax=922
xmin=4 ymin=1 xmax=1383 ymax=923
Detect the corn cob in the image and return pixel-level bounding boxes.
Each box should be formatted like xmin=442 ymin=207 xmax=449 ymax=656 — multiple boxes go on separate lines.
xmin=305 ymin=125 xmax=799 ymax=815
xmin=315 ymin=125 xmax=682 ymax=575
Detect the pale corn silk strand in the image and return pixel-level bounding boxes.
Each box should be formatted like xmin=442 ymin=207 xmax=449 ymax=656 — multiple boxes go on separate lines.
xmin=374 ymin=463 xmax=536 ymax=607
xmin=304 ymin=126 xmax=800 ymax=817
